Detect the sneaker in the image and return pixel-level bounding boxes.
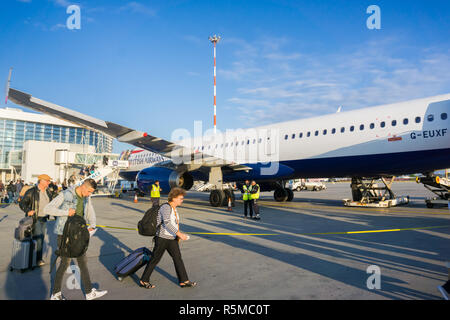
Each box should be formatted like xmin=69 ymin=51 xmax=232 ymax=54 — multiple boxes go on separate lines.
xmin=85 ymin=288 xmax=108 ymax=300
xmin=50 ymin=292 xmax=66 ymax=300
xmin=438 ymin=285 xmax=449 ymax=300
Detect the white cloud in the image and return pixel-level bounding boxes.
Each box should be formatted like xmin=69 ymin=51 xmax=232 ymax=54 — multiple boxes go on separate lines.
xmin=51 ymin=0 xmax=71 ymax=7
xmin=119 ymin=2 xmax=156 ymax=17
xmin=225 ymin=37 xmax=450 ymax=125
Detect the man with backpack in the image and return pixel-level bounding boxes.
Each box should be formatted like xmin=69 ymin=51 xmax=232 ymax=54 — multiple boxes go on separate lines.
xmin=44 ymin=178 xmax=108 ymax=300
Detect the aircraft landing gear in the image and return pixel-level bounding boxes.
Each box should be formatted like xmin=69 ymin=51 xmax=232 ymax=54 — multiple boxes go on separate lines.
xmin=209 ymin=188 xmax=235 ymax=207
xmin=273 ymin=181 xmax=294 ymax=202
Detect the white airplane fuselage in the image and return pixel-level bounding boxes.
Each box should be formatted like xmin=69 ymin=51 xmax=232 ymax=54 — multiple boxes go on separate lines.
xmin=120 ymin=94 xmax=450 ymax=185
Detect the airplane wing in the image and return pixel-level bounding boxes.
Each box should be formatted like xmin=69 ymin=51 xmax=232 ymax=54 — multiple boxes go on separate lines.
xmin=8 ymin=88 xmax=252 ymax=171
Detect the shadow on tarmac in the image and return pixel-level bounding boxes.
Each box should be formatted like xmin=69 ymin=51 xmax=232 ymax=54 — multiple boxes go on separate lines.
xmin=180 ymin=202 xmax=449 ymax=300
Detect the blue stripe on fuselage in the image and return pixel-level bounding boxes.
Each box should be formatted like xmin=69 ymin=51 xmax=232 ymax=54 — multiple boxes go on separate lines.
xmin=120 ymin=148 xmax=450 ymax=183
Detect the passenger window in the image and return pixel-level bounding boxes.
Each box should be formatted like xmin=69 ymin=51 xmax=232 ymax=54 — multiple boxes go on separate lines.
xmin=253 ymin=139 xmax=256 ymax=144
xmin=323 ymin=129 xmax=327 ymax=135
xmin=370 ymin=123 xmax=374 ymax=129
xmin=284 ymin=135 xmax=288 ymax=140
xmin=380 ymin=121 xmax=385 ymax=128
xmin=307 ymin=132 xmax=311 ymax=137
xmin=392 ymin=120 xmax=397 ymax=126
xmin=340 ymin=127 xmax=345 ymax=133
xmin=359 ymin=124 xmax=364 ymax=131
xmin=415 ymin=116 xmax=421 ymax=123
xmin=403 ymin=118 xmax=408 ymax=125
xmin=258 ymin=138 xmax=262 ymax=143
xmin=247 ymin=140 xmax=250 ymax=144
xmin=291 ymin=134 xmax=295 ymax=139
xmin=441 ymin=113 xmax=448 ymax=120
xmin=314 ymin=131 xmax=319 ymax=136
xmin=350 ymin=126 xmax=354 ymax=132
xmin=299 ymin=133 xmax=303 ymax=138
xmin=427 ymin=114 xmax=434 ymax=122
xmin=331 ymin=128 xmax=336 ymax=134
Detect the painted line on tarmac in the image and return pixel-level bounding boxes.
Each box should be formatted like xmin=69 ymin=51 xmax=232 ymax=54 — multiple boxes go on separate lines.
xmin=94 ymin=224 xmax=450 ymax=236
xmin=262 ymin=202 xmax=450 ymax=215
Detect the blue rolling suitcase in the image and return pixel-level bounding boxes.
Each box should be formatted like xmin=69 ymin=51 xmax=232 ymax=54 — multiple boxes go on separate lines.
xmin=114 ymin=247 xmax=151 ymax=281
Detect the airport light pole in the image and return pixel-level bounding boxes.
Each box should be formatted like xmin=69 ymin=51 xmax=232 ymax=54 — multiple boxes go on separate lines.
xmin=209 ymin=35 xmax=221 ymax=134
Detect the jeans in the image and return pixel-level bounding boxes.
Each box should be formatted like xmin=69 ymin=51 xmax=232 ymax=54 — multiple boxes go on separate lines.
xmin=141 ymin=236 xmax=188 ymax=284
xmin=32 ymin=217 xmax=47 ymax=262
xmin=52 ymin=235 xmax=92 ymax=294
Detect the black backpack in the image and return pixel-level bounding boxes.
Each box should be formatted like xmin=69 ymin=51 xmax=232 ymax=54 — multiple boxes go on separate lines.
xmin=138 ymin=203 xmax=168 ymax=236
xmin=57 ymin=215 xmax=90 ymax=258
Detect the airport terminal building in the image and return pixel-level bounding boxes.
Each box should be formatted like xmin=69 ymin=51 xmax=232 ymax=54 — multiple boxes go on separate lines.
xmin=0 ymin=107 xmax=114 ymax=182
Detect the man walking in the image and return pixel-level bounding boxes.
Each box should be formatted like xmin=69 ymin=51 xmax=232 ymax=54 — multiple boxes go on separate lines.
xmin=242 ymin=180 xmax=253 ymax=219
xmin=150 ymin=180 xmax=162 ymax=207
xmin=44 ymin=178 xmax=107 ymax=300
xmin=19 ymin=174 xmax=56 ymax=266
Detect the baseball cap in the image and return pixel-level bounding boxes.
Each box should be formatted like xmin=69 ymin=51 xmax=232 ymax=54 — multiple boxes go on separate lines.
xmin=38 ymin=174 xmax=52 ymax=181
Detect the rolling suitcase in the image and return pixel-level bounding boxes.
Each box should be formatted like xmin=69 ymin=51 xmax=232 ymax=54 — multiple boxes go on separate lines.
xmin=114 ymin=247 xmax=151 ymax=281
xmin=10 ymin=238 xmax=37 ymax=273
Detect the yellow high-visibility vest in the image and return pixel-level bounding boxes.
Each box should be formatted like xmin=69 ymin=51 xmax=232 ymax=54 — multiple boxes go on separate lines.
xmin=250 ymin=184 xmax=260 ymax=200
xmin=151 ymin=184 xmax=161 ymax=198
xmin=242 ymin=185 xmax=251 ymax=201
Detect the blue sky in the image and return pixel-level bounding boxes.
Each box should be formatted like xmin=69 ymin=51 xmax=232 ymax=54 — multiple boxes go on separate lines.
xmin=1 ymin=0 xmax=449 ymax=154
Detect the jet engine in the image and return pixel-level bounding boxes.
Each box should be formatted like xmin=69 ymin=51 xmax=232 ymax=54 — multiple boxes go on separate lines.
xmin=136 ymin=167 xmax=193 ymax=195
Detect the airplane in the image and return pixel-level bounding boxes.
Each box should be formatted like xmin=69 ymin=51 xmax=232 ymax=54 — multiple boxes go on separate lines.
xmin=6 ymin=80 xmax=450 ymax=207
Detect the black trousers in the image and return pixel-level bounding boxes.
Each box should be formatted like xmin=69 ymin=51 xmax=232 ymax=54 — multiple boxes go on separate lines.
xmin=52 ymin=236 xmax=92 ymax=294
xmin=141 ymin=236 xmax=189 ymax=284
xmin=151 ymin=197 xmax=160 ymax=208
xmin=244 ymin=200 xmax=254 ymax=217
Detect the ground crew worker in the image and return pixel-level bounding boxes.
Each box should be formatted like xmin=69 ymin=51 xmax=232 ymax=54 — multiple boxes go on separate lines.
xmin=242 ymin=180 xmax=253 ymax=219
xmin=250 ymin=180 xmax=261 ymax=220
xmin=150 ymin=180 xmax=162 ymax=207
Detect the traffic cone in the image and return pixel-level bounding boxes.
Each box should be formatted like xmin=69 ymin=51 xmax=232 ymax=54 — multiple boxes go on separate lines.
xmin=227 ymin=197 xmax=232 ymax=211
xmin=134 ymin=194 xmax=138 ymax=203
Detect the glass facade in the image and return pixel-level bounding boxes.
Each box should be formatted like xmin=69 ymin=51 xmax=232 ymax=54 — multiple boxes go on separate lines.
xmin=0 ymin=118 xmax=113 ymax=169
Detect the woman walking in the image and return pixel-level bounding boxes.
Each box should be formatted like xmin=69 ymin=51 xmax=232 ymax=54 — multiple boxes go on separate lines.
xmin=140 ymin=187 xmax=197 ymax=289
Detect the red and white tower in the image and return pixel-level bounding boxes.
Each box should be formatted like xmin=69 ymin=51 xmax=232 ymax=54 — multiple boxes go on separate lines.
xmin=209 ymin=35 xmax=221 ymax=134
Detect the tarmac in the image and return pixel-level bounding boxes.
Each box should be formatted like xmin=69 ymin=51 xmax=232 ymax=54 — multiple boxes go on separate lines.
xmin=0 ymin=181 xmax=449 ymax=300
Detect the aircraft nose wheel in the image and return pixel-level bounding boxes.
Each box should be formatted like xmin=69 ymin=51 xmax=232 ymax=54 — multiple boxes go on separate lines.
xmin=209 ymin=189 xmax=225 ymax=207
